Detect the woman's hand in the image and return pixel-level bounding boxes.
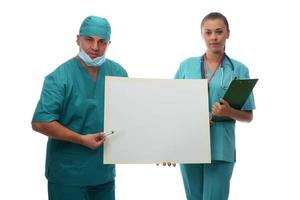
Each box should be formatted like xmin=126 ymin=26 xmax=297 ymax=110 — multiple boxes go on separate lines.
xmin=212 ymin=99 xmax=253 ymax=122
xmin=212 ymin=99 xmax=232 ymax=117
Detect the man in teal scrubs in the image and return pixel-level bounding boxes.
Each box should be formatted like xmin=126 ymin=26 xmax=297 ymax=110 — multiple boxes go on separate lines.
xmin=175 ymin=12 xmax=255 ymax=200
xmin=32 ymin=16 xmax=127 ymax=200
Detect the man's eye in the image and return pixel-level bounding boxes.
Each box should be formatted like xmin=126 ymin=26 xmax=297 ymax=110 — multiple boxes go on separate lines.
xmin=99 ymin=40 xmax=108 ymax=45
xmin=216 ymin=30 xmax=223 ymax=35
xmin=205 ymin=32 xmax=212 ymax=36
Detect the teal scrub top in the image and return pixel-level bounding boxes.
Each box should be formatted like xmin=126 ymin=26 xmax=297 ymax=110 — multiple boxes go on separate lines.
xmin=175 ymin=56 xmax=255 ymax=162
xmin=32 ymin=57 xmax=128 ymax=186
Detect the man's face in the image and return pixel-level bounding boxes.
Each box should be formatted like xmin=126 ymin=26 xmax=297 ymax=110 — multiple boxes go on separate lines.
xmin=77 ymin=35 xmax=110 ymax=59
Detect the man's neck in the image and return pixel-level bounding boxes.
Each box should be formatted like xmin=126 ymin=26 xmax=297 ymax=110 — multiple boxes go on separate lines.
xmin=77 ymin=56 xmax=99 ymax=80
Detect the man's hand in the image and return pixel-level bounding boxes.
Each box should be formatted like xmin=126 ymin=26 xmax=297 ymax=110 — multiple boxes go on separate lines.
xmin=80 ymin=133 xmax=106 ymax=150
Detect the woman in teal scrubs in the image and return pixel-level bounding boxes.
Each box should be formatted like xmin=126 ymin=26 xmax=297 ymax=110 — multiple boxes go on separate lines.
xmin=175 ymin=12 xmax=255 ymax=200
xmin=32 ymin=16 xmax=127 ymax=200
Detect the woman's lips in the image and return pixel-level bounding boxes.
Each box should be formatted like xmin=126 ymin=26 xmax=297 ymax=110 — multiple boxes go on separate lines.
xmin=209 ymin=43 xmax=220 ymax=47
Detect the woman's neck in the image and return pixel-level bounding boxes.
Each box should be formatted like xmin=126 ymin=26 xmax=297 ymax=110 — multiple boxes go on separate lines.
xmin=205 ymin=50 xmax=224 ymax=72
xmin=205 ymin=50 xmax=224 ymax=62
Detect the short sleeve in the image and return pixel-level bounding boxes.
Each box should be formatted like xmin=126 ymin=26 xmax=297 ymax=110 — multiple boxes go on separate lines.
xmin=119 ymin=67 xmax=128 ymax=77
xmin=239 ymin=67 xmax=256 ymax=111
xmin=32 ymin=74 xmax=64 ymax=122
xmin=175 ymin=63 xmax=185 ymax=79
xmin=105 ymin=60 xmax=128 ymax=78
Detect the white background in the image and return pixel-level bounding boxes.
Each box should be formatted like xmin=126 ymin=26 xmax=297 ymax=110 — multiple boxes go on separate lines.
xmin=0 ymin=0 xmax=299 ymax=199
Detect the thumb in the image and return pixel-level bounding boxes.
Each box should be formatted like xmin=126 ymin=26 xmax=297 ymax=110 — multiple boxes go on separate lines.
xmin=220 ymin=98 xmax=228 ymax=105
xmin=95 ymin=132 xmax=105 ymax=141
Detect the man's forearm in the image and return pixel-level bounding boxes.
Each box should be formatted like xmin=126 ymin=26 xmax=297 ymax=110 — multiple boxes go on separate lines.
xmin=32 ymin=121 xmax=83 ymax=145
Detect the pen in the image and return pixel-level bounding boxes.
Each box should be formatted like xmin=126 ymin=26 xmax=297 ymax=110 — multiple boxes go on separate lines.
xmin=103 ymin=130 xmax=117 ymax=137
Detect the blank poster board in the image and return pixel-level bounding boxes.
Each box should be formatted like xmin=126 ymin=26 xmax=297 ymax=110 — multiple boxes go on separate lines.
xmin=104 ymin=77 xmax=211 ymax=164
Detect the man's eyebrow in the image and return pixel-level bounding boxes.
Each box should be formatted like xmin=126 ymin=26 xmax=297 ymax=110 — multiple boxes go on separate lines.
xmin=83 ymin=36 xmax=93 ymax=39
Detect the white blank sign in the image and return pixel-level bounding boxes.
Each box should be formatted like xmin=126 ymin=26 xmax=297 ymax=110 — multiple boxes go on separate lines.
xmin=104 ymin=77 xmax=211 ymax=164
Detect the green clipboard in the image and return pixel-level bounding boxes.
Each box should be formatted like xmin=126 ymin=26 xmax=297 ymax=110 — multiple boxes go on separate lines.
xmin=212 ymin=78 xmax=258 ymax=122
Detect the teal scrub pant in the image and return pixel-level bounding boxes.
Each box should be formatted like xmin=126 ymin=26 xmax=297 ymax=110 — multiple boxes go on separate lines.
xmin=180 ymin=162 xmax=234 ymax=200
xmin=48 ymin=181 xmax=115 ymax=200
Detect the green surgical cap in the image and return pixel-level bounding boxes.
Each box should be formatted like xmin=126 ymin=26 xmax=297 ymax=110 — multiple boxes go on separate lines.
xmin=79 ymin=16 xmax=111 ymax=40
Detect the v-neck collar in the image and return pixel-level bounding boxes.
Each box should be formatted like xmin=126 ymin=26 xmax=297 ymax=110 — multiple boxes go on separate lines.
xmin=76 ymin=57 xmax=105 ymax=83
xmin=74 ymin=57 xmax=106 ymax=99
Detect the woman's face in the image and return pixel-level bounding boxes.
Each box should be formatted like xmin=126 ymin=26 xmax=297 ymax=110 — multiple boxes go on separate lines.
xmin=201 ymin=18 xmax=229 ymax=54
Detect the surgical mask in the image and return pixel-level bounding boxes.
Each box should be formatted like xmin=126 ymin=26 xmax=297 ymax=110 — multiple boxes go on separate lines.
xmin=78 ymin=49 xmax=106 ymax=67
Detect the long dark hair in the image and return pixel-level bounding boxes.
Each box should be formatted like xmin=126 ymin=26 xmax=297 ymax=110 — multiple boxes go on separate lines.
xmin=201 ymin=12 xmax=230 ymax=33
